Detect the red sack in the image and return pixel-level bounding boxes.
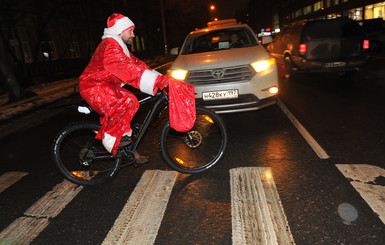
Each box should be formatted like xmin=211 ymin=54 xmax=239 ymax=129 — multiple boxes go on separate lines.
xmin=168 ymin=79 xmax=196 ymax=132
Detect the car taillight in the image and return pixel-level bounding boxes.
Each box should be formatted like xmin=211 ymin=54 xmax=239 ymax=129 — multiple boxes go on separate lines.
xmin=363 ymin=40 xmax=369 ymax=50
xmin=299 ymin=44 xmax=307 ymax=54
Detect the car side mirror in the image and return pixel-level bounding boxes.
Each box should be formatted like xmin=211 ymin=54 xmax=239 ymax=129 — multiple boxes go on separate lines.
xmin=261 ymin=36 xmax=273 ymax=45
xmin=170 ymin=47 xmax=179 ymax=55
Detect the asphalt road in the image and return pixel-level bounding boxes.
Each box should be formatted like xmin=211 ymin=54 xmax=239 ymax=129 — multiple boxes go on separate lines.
xmin=1 ymin=56 xmax=385 ymax=244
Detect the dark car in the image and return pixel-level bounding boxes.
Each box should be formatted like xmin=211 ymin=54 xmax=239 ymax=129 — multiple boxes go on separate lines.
xmin=267 ymin=18 xmax=369 ymax=78
xmin=359 ymin=18 xmax=385 ymax=52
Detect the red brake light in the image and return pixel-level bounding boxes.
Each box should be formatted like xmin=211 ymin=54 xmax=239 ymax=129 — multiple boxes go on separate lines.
xmin=299 ymin=44 xmax=307 ymax=54
xmin=363 ymin=40 xmax=369 ymax=50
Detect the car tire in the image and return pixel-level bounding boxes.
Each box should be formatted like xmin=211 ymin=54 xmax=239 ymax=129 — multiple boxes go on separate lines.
xmin=337 ymin=71 xmax=356 ymax=80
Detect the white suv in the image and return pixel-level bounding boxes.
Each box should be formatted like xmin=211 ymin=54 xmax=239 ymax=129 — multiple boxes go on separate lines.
xmin=168 ymin=19 xmax=278 ymax=114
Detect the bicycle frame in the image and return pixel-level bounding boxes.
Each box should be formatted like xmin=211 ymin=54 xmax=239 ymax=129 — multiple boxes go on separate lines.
xmin=127 ymin=91 xmax=169 ymax=153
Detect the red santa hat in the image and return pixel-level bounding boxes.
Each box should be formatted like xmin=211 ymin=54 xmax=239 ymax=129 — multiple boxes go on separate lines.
xmin=106 ymin=13 xmax=135 ymax=35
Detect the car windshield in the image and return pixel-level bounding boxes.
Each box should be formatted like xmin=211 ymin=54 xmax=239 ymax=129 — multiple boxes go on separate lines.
xmin=181 ymin=27 xmax=259 ymax=54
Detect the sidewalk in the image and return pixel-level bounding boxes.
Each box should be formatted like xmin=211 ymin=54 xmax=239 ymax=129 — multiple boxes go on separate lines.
xmin=0 ymin=55 xmax=174 ymax=125
xmin=0 ymin=78 xmax=79 ymax=123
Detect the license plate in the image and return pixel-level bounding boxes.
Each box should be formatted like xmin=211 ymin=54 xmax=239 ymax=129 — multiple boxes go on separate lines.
xmin=324 ymin=62 xmax=346 ymax=68
xmin=202 ymin=89 xmax=239 ymax=100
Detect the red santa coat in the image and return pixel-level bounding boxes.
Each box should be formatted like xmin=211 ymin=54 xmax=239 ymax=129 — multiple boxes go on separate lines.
xmin=79 ymin=37 xmax=162 ymax=156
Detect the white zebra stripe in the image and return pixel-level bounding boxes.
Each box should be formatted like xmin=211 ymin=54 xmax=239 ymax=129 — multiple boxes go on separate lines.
xmin=230 ymin=167 xmax=295 ymax=245
xmin=336 ymin=164 xmax=385 ymax=224
xmin=0 ymin=180 xmax=83 ymax=244
xmin=0 ymin=172 xmax=28 ymax=193
xmin=0 ymin=217 xmax=49 ymax=245
xmin=102 ymin=170 xmax=178 ymax=245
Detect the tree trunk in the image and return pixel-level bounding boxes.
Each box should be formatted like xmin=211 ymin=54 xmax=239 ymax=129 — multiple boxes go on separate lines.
xmin=0 ymin=51 xmax=24 ymax=103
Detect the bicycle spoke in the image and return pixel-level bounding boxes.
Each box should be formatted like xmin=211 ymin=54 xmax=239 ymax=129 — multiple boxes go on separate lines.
xmin=52 ymin=121 xmax=122 ymax=185
xmin=160 ymin=107 xmax=227 ymax=173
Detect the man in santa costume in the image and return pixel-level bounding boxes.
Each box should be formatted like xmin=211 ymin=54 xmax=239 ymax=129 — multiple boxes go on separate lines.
xmin=79 ymin=13 xmax=170 ymax=161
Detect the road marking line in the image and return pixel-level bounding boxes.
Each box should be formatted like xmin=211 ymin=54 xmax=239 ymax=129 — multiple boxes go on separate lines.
xmin=102 ymin=170 xmax=178 ymax=245
xmin=277 ymin=99 xmax=330 ymax=159
xmin=24 ymin=180 xmax=83 ymax=218
xmin=0 ymin=217 xmax=49 ymax=245
xmin=0 ymin=171 xmax=28 ymax=193
xmin=0 ymin=180 xmax=83 ymax=244
xmin=336 ymin=164 xmax=385 ymax=224
xmin=230 ymin=167 xmax=295 ymax=245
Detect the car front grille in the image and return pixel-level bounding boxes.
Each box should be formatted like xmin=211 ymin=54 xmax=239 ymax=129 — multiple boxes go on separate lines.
xmin=186 ymin=65 xmax=255 ymax=85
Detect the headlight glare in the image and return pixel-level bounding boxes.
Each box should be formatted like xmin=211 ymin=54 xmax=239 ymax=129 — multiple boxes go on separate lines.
xmin=268 ymin=86 xmax=278 ymax=94
xmin=170 ymin=69 xmax=188 ymax=80
xmin=251 ymin=58 xmax=275 ymax=72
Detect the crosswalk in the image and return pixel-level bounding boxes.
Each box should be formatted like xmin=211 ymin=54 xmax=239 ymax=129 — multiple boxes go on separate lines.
xmin=1 ymin=165 xmax=385 ymax=244
xmin=336 ymin=164 xmax=385 ymax=224
xmin=0 ymin=178 xmax=83 ymax=244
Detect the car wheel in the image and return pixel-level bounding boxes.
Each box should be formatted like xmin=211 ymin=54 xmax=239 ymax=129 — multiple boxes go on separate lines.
xmin=337 ymin=71 xmax=356 ymax=80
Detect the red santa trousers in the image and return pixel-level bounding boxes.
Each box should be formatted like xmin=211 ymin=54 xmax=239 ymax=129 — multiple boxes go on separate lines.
xmin=80 ymin=83 xmax=139 ymax=156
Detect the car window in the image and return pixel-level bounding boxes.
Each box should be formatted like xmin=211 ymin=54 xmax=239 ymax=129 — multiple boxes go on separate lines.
xmin=181 ymin=27 xmax=259 ymax=54
xmin=305 ymin=19 xmax=363 ymax=40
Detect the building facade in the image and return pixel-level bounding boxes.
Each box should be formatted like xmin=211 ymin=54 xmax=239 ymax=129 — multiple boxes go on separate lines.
xmin=277 ymin=0 xmax=385 ymax=28
xmin=0 ymin=0 xmax=161 ymax=99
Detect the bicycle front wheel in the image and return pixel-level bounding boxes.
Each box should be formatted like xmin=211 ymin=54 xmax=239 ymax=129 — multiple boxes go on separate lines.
xmin=52 ymin=121 xmax=122 ymax=185
xmin=160 ymin=107 xmax=227 ymax=174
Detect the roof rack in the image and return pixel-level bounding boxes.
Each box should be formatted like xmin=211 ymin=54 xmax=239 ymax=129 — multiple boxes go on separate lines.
xmin=207 ymin=19 xmax=237 ymax=27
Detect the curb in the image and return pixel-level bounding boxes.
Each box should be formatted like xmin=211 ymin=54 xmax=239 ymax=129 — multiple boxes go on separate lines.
xmin=0 ymin=78 xmax=79 ymax=111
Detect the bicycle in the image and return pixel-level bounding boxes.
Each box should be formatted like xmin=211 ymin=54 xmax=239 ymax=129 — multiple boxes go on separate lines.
xmin=52 ymin=90 xmax=228 ymax=186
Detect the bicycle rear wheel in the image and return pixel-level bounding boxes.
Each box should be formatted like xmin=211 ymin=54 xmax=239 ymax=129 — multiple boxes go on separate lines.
xmin=52 ymin=121 xmax=121 ymax=185
xmin=160 ymin=107 xmax=227 ymax=174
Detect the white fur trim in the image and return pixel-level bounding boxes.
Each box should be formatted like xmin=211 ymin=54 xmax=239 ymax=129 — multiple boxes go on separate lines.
xmin=123 ymin=130 xmax=132 ymax=137
xmin=153 ymin=70 xmax=162 ymax=76
xmin=102 ymin=132 xmax=116 ymax=153
xmin=140 ymin=70 xmax=159 ymax=95
xmin=109 ymin=17 xmax=134 ymax=35
xmin=101 ymin=34 xmax=130 ymax=58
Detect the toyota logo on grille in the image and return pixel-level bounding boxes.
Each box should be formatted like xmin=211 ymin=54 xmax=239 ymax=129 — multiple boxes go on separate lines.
xmin=212 ymin=69 xmax=225 ymax=78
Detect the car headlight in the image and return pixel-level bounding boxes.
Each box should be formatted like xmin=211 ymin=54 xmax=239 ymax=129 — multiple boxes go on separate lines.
xmin=262 ymin=86 xmax=279 ymax=95
xmin=251 ymin=58 xmax=275 ymax=72
xmin=268 ymin=86 xmax=278 ymax=95
xmin=169 ymin=69 xmax=188 ymax=80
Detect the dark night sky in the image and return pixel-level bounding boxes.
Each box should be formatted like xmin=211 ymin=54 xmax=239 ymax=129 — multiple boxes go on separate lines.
xmin=209 ymin=0 xmax=249 ymax=19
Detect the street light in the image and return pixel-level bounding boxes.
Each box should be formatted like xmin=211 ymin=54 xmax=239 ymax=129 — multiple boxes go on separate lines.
xmin=209 ymin=4 xmax=216 ymax=21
